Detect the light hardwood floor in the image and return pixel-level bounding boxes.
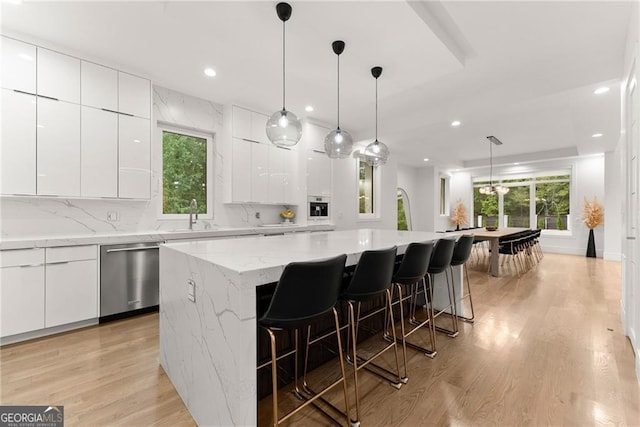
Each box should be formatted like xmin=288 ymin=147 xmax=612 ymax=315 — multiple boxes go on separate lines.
xmin=2 ymin=253 xmax=639 ymax=426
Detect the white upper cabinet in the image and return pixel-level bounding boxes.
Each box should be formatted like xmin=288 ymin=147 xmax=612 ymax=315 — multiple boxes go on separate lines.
xmin=37 ymin=98 xmax=81 ymax=196
xmin=119 ymin=72 xmax=151 ymax=119
xmin=231 ymin=138 xmax=252 ymax=202
xmin=305 ymin=122 xmax=330 ymax=153
xmin=251 ymin=111 xmax=269 ymax=144
xmin=119 ymin=115 xmax=150 ymax=199
xmin=232 ymin=106 xmax=252 ymax=140
xmin=1 ymin=37 xmax=36 ymax=93
xmin=232 ymin=106 xmax=269 ymax=144
xmin=81 ymin=61 xmax=118 ymax=111
xmin=1 ymin=89 xmax=36 ymax=195
xmin=252 ymin=142 xmax=269 ymax=203
xmin=81 ymin=107 xmax=118 ymax=198
xmin=37 ymin=48 xmax=80 ymax=103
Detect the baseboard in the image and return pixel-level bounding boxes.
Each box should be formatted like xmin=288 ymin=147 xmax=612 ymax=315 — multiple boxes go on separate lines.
xmin=604 ymin=251 xmax=622 ymax=261
xmin=0 ymin=318 xmax=98 ymax=346
xmin=540 ymin=245 xmax=604 ymax=257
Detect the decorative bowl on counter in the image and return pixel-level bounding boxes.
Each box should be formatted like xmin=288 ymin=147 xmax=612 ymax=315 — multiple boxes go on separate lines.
xmin=485 ymin=225 xmax=498 ymax=231
xmin=280 ymin=209 xmax=295 ymax=222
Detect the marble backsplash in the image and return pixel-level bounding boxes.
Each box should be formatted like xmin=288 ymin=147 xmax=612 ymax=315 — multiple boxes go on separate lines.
xmin=0 ymin=86 xmax=295 ymax=240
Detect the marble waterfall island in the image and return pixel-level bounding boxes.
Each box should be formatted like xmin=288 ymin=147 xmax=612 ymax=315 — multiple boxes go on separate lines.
xmin=159 ymin=229 xmax=451 ymax=426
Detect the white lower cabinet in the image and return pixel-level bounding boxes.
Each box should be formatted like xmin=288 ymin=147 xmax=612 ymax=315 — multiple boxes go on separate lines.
xmin=45 ymin=246 xmax=98 ymax=328
xmin=0 ymin=246 xmax=98 ymax=339
xmin=0 ymin=249 xmax=45 ymax=337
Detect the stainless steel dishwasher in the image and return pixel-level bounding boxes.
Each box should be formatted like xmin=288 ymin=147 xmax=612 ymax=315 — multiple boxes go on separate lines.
xmin=100 ymin=242 xmax=161 ymax=320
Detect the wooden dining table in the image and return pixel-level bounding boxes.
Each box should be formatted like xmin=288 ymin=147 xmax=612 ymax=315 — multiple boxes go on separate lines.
xmin=458 ymin=227 xmax=531 ymax=276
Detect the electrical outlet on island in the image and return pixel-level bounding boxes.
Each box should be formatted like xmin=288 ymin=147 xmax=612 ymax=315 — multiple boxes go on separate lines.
xmin=107 ymin=211 xmax=119 ymax=222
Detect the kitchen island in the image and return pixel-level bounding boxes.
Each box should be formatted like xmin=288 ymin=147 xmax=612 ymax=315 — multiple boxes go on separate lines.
xmin=159 ymin=229 xmax=450 ymax=426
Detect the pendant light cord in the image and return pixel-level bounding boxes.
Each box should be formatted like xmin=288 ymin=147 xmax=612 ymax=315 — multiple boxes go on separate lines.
xmin=375 ymin=77 xmax=378 ymax=142
xmin=489 ymin=142 xmax=493 ymax=187
xmin=282 ymin=20 xmax=286 ymax=110
xmin=337 ymin=54 xmax=340 ymax=128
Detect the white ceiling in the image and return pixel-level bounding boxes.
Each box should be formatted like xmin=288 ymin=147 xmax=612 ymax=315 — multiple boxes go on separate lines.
xmin=1 ymin=1 xmax=631 ymax=169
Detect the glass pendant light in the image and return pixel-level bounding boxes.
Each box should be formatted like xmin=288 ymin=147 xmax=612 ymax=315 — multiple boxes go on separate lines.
xmin=324 ymin=40 xmax=353 ymax=159
xmin=478 ymin=136 xmax=510 ymax=195
xmin=363 ymin=66 xmax=389 ymax=166
xmin=266 ymin=2 xmax=302 ymax=147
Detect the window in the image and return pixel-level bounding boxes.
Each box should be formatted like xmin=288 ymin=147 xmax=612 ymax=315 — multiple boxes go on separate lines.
xmin=439 ymin=177 xmax=447 ymax=215
xmin=161 ymin=126 xmax=213 ymax=217
xmin=358 ymin=159 xmax=375 ymax=215
xmin=473 ymin=172 xmax=571 ymax=231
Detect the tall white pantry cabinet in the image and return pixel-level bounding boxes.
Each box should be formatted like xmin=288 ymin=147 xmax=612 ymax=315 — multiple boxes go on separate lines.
xmin=0 ymin=36 xmax=151 ymax=199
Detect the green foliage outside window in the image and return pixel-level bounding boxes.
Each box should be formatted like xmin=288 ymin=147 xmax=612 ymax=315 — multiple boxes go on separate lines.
xmin=163 ymin=131 xmax=207 ymax=214
xmin=397 ymin=190 xmax=408 ymax=230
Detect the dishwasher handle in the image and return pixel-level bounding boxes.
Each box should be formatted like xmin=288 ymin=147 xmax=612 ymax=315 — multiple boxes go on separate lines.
xmin=105 ymin=245 xmax=160 ymax=253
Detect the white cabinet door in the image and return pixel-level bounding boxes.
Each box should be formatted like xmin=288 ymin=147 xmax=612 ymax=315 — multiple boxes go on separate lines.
xmin=45 ymin=259 xmax=98 ymax=328
xmin=1 ymin=37 xmax=36 ymax=93
xmin=252 ymin=142 xmax=269 ymax=203
xmin=81 ymin=107 xmax=118 ymax=197
xmin=1 ymin=89 xmax=36 ymax=195
xmin=305 ymin=123 xmax=330 ymax=153
xmin=37 ymin=98 xmax=81 ymax=196
xmin=119 ymin=115 xmax=150 ymax=199
xmin=251 ymin=111 xmax=269 ymax=144
xmin=232 ymin=106 xmax=252 ymax=140
xmin=281 ymin=147 xmax=296 ymax=204
xmin=0 ymin=248 xmax=45 ymax=338
xmin=269 ymin=145 xmax=285 ymax=203
xmin=307 ymin=149 xmax=332 ymax=197
xmin=231 ymin=138 xmax=252 ymax=202
xmin=119 ymin=72 xmax=150 ymax=119
xmin=81 ymin=61 xmax=117 ymax=111
xmin=37 ymin=48 xmax=80 ymax=103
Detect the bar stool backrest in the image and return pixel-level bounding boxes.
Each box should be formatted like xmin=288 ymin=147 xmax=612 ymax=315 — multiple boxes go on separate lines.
xmin=393 ymin=242 xmax=434 ymax=286
xmin=342 ymin=247 xmax=398 ymax=301
xmin=260 ymin=254 xmax=347 ymax=329
xmin=427 ymin=238 xmax=456 ymax=275
xmin=450 ymin=235 xmax=475 ymax=267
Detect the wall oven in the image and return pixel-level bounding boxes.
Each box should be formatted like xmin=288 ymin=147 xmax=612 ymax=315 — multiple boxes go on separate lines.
xmin=308 ymin=196 xmax=330 ymax=219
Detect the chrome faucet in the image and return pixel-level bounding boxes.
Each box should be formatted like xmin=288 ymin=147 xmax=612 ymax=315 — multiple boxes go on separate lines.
xmin=189 ymin=199 xmax=198 ymax=230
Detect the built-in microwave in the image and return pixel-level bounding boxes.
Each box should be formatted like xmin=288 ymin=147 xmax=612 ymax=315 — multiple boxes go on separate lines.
xmin=308 ymin=196 xmax=329 ymax=219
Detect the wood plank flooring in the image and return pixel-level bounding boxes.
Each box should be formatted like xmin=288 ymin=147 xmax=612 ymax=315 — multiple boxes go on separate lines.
xmin=1 ymin=253 xmax=638 ymax=426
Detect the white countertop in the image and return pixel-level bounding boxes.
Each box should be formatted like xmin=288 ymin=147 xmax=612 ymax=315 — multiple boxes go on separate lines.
xmin=162 ymin=228 xmax=442 ymax=275
xmin=0 ymin=223 xmax=334 ymax=250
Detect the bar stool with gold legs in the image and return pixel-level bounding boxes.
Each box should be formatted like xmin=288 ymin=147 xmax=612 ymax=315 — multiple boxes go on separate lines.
xmin=385 ymin=241 xmax=435 ymax=380
xmin=423 ymin=238 xmax=458 ymax=337
xmin=258 ymin=254 xmax=351 ymax=427
xmin=338 ymin=246 xmax=402 ymax=426
xmin=449 ymin=235 xmax=475 ymax=323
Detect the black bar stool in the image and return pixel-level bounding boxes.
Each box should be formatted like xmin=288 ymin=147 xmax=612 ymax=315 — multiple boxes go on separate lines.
xmin=339 ymin=246 xmax=402 ymax=425
xmin=258 ymin=254 xmax=351 ymax=427
xmin=450 ymin=235 xmax=475 ymax=323
xmin=423 ymin=238 xmax=458 ymax=337
xmin=386 ymin=241 xmax=435 ymax=379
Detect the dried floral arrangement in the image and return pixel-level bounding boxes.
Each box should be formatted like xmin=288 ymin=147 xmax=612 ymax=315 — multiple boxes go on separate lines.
xmin=582 ymin=197 xmax=604 ymax=229
xmin=451 ymin=199 xmax=469 ymax=227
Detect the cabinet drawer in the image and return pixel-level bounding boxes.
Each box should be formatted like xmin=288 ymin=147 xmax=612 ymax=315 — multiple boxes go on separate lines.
xmin=0 ymin=248 xmax=44 ymax=268
xmin=47 ymin=245 xmax=97 ymax=263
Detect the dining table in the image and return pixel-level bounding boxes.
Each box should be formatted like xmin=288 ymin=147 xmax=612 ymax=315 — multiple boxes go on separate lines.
xmin=459 ymin=227 xmax=531 ymax=276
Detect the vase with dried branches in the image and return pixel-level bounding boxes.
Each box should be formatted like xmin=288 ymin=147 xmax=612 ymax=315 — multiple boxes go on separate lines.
xmin=451 ymin=199 xmax=469 ymax=231
xmin=582 ymin=196 xmax=604 ymax=258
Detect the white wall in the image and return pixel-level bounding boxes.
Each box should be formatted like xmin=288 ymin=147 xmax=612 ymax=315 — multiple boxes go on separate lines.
xmin=604 ymin=146 xmax=623 ymax=261
xmin=413 ymin=165 xmax=435 ymax=231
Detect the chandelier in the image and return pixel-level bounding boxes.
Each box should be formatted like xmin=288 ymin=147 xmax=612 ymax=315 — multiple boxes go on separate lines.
xmin=478 ymin=136 xmax=510 ymax=195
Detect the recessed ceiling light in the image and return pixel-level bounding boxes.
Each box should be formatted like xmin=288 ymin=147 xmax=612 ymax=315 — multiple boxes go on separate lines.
xmin=451 ymin=120 xmax=461 ymax=127
xmin=423 ymin=158 xmax=430 ymax=162
xmin=592 ymin=133 xmax=603 ymax=138
xmin=203 ymin=68 xmax=216 ymax=77
xmin=513 ymin=162 xmax=520 ymax=165
xmin=594 ymin=87 xmax=610 ymax=95
xmin=305 ymin=105 xmax=314 ymax=112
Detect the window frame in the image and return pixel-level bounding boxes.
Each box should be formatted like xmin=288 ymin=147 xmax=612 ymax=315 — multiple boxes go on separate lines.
xmin=472 ymin=170 xmax=572 ymax=234
xmin=158 ymin=124 xmax=214 ymax=220
xmin=357 ymin=158 xmax=380 ymax=220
